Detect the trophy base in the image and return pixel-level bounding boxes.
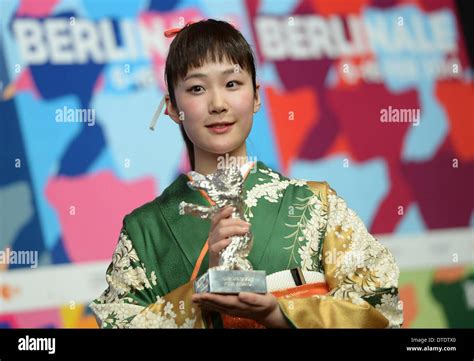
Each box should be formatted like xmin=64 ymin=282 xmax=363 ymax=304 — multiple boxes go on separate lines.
xmin=194 ymin=269 xmax=267 ymax=294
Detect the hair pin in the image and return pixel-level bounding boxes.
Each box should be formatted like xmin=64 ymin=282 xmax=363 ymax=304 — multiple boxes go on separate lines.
xmin=164 ymin=20 xmax=195 ymax=38
xmin=149 ymin=95 xmax=167 ymax=131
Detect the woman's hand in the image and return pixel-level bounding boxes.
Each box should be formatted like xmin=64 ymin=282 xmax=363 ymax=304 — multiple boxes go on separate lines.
xmin=191 ymin=292 xmax=290 ymax=328
xmin=208 ymin=206 xmax=251 ymax=268
xmin=203 ymin=208 xmax=290 ymax=328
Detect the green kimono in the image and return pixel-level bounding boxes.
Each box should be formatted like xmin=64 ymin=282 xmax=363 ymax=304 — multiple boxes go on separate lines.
xmin=89 ymin=161 xmax=403 ymax=328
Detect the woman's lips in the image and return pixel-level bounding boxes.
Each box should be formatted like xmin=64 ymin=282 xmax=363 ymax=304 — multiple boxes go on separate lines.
xmin=206 ymin=122 xmax=235 ymax=134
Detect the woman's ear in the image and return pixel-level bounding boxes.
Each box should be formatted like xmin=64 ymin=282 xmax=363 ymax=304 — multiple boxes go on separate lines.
xmin=165 ymin=94 xmax=181 ymax=124
xmin=253 ymin=83 xmax=261 ymax=114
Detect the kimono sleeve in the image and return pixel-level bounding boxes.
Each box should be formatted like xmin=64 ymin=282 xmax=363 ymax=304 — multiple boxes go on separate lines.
xmin=277 ymin=183 xmax=403 ymax=328
xmin=89 ymin=227 xmax=204 ymax=328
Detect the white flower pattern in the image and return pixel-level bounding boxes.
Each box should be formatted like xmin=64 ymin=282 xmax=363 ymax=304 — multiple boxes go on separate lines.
xmin=324 ymin=189 xmax=402 ymax=328
xmin=90 ymin=230 xmax=198 ymax=328
xmin=244 ymin=168 xmax=306 ymax=219
xmin=376 ymin=294 xmax=404 ymax=328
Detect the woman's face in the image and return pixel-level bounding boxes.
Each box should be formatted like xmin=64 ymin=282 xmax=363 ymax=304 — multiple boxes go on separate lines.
xmin=166 ymin=59 xmax=260 ymax=157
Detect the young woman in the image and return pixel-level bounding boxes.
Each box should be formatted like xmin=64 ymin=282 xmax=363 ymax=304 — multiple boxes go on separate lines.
xmin=90 ymin=19 xmax=403 ymax=329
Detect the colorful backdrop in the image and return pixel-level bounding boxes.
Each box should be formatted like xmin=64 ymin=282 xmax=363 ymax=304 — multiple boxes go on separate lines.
xmin=0 ymin=0 xmax=473 ymax=328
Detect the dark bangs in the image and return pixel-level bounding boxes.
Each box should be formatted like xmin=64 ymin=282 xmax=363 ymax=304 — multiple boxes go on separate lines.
xmin=165 ymin=19 xmax=257 ymax=108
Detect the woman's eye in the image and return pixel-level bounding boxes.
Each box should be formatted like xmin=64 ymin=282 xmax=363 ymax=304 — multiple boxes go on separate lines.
xmin=188 ymin=85 xmax=204 ymax=93
xmin=226 ymin=81 xmax=241 ymax=88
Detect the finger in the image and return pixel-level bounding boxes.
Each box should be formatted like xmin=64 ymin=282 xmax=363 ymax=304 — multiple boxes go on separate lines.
xmin=200 ymin=300 xmax=247 ymax=316
xmin=238 ymin=292 xmax=267 ymax=306
xmin=210 ymin=207 xmax=234 ymax=231
xmin=210 ymin=207 xmax=232 ymax=230
xmin=198 ymin=302 xmax=229 ymax=314
xmin=214 ymin=225 xmax=249 ymax=241
xmin=209 ymin=238 xmax=231 ymax=255
xmin=218 ymin=218 xmax=251 ymax=229
xmin=200 ymin=293 xmax=246 ymax=310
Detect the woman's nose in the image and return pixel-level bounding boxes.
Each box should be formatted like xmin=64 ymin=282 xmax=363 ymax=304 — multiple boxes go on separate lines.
xmin=209 ymin=92 xmax=228 ymax=114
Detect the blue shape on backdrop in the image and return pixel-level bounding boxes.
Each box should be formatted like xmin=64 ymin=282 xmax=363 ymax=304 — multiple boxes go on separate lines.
xmin=58 ymin=122 xmax=107 ymax=176
xmin=148 ymin=0 xmax=180 ymax=12
xmin=395 ymin=203 xmax=427 ymax=234
xmin=82 ymin=0 xmax=148 ymax=18
xmin=51 ymin=236 xmax=72 ymax=265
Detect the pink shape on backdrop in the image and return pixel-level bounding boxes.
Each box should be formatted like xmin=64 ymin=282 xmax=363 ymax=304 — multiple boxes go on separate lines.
xmin=12 ymin=308 xmax=61 ymax=328
xmin=178 ymin=148 xmax=191 ymax=175
xmin=16 ymin=0 xmax=59 ymax=17
xmin=45 ymin=171 xmax=156 ymax=262
xmin=15 ymin=69 xmax=42 ymax=99
xmin=0 ymin=314 xmax=19 ymax=328
xmin=93 ymin=74 xmax=105 ymax=94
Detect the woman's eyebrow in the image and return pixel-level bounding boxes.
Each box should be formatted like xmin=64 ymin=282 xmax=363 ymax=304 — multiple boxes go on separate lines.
xmin=183 ymin=68 xmax=240 ymax=81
